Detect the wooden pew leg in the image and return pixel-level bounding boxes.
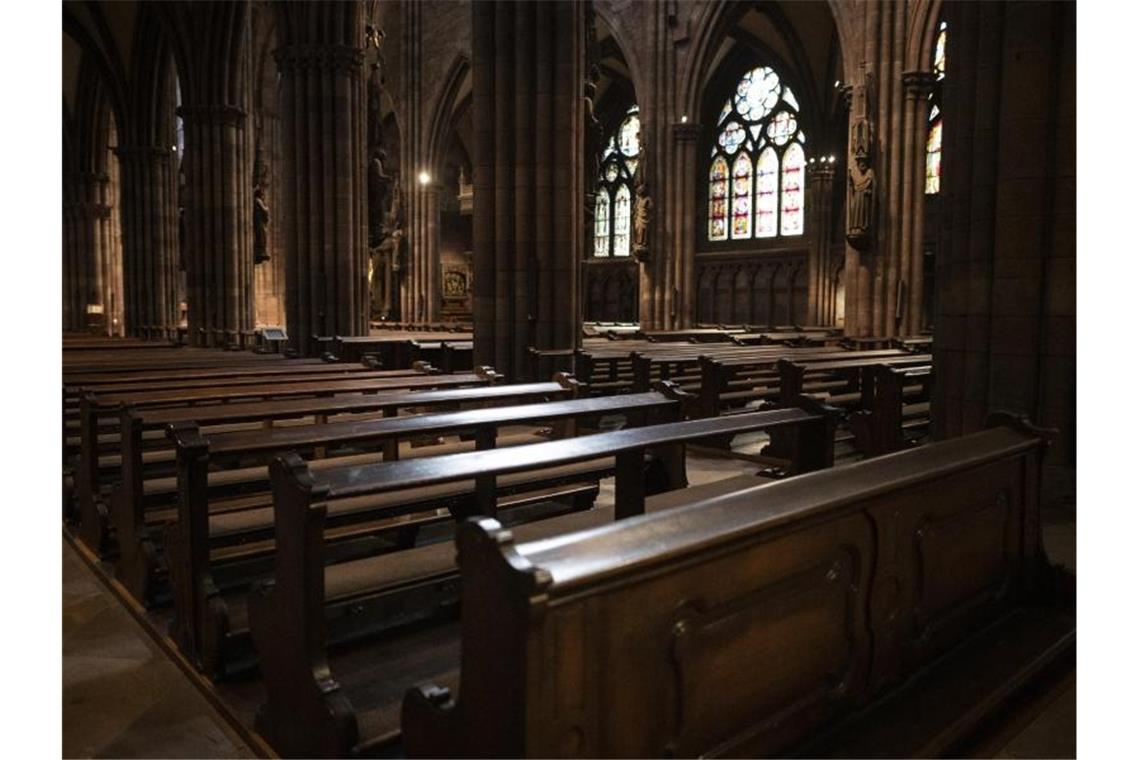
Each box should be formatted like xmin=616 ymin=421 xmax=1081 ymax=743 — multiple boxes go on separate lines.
xmin=165 ymin=520 xmax=235 ymax=677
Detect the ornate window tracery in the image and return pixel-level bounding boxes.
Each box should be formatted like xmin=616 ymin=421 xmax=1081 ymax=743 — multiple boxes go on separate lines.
xmin=593 ymin=105 xmax=640 ymax=257
xmin=707 ymin=66 xmax=806 ymax=242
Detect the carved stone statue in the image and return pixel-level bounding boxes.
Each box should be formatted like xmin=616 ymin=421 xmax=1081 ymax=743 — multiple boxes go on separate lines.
xmin=583 ymin=64 xmax=604 ymax=218
xmin=253 ymin=187 xmax=270 ymax=264
xmin=846 ymin=118 xmax=875 ymax=250
xmin=632 ymin=173 xmax=652 ymax=262
xmin=368 ymin=149 xmax=391 ymax=247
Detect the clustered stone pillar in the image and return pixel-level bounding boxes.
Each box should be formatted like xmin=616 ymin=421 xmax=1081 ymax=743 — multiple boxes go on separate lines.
xmin=806 ymin=160 xmax=836 ymax=325
xmin=276 ymin=43 xmax=369 ymax=355
xmin=900 ymin=71 xmax=936 ymax=336
xmin=117 ymin=146 xmax=181 ymax=339
xmin=62 ymin=171 xmax=112 ymax=333
xmin=666 ymin=123 xmax=701 ymax=330
xmin=471 ymin=0 xmax=584 ymax=379
xmin=179 ymin=105 xmax=254 ymax=347
xmin=932 ymin=0 xmax=1076 ymax=470
xmin=843 ymin=1 xmax=926 ymax=339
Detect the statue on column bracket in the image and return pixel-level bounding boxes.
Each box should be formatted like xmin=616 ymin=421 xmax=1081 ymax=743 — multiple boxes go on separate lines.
xmin=632 ymin=165 xmax=653 ymax=262
xmin=846 ymin=117 xmax=875 ymax=250
xmin=253 ymin=186 xmax=270 ymax=264
xmin=368 ymin=148 xmax=391 ymax=247
xmin=583 ymin=64 xmax=604 ymax=222
xmin=253 ymin=133 xmax=270 ymax=264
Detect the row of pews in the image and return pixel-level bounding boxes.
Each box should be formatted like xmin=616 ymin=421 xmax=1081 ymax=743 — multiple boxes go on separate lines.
xmin=62 ymin=333 xmax=1072 ymax=758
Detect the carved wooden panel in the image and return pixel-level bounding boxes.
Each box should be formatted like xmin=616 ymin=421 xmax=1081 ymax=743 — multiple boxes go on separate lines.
xmin=696 ymin=252 xmax=807 ymax=326
xmin=896 ymin=459 xmax=1025 ymax=667
xmin=584 ymin=262 xmax=638 ymax=322
xmin=667 ymin=549 xmax=860 ymax=757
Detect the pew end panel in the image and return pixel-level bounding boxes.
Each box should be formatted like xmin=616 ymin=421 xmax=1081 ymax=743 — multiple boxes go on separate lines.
xmin=249 ymin=454 xmax=361 ymax=758
xmin=402 ymin=518 xmax=553 ymax=759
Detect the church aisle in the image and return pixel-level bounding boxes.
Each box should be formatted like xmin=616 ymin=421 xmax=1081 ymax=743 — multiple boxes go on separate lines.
xmin=62 ymin=539 xmax=254 ymax=759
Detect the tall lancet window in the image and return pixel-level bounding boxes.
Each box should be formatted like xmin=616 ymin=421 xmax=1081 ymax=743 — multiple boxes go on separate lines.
xmin=592 ymin=105 xmax=641 ymax=257
xmin=925 ymin=21 xmax=947 ymax=194
xmin=707 ymin=66 xmax=806 ymax=241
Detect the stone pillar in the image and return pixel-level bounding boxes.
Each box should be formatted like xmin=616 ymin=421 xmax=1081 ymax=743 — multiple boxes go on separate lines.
xmin=901 ymin=71 xmax=937 ymax=336
xmin=179 ymin=105 xmax=254 ymax=347
xmin=669 ymin=122 xmax=701 ymax=329
xmin=409 ymin=181 xmax=440 ymax=322
xmin=806 ymin=160 xmax=836 ymax=325
xmin=471 ymin=0 xmax=584 ymax=379
xmin=276 ymin=40 xmax=369 ymax=355
xmin=932 ymin=0 xmax=1076 ymax=506
xmin=117 ymin=146 xmax=181 ymax=338
xmin=62 ymin=172 xmax=99 ymax=332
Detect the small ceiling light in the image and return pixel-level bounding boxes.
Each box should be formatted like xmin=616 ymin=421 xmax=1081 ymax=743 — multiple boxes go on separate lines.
xmin=680 ymin=114 xmax=688 ymax=124
xmin=829 ymin=155 xmax=836 ymax=163
xmin=834 ymin=80 xmax=840 ymax=88
xmin=418 ymin=171 xmax=431 ymax=185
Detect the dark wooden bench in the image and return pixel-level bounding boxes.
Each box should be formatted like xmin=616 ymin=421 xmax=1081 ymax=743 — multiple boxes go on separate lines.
xmin=110 ymin=379 xmax=577 ymax=605
xmin=164 ymin=388 xmax=687 ymax=676
xmin=400 ymin=416 xmax=1073 ymax=758
xmin=74 ymin=367 xmax=499 ymax=555
xmin=249 ymin=399 xmax=838 ymax=756
xmin=774 ymin=353 xmax=933 ymax=407
xmin=697 ymin=349 xmax=917 ymax=419
xmin=850 ymin=365 xmax=933 ymax=456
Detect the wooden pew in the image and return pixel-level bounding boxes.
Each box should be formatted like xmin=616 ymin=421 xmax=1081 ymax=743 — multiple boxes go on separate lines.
xmin=249 ymin=399 xmax=837 ymax=756
xmin=850 ymin=365 xmax=933 ymax=456
xmin=401 ymin=416 xmax=1073 ymax=758
xmin=697 ymin=349 xmax=917 ymax=418
xmin=774 ymin=353 xmax=933 ymax=407
xmin=164 ymin=389 xmax=687 ymax=676
xmin=112 ymin=379 xmax=576 ymax=605
xmin=75 ymin=367 xmax=498 ymax=555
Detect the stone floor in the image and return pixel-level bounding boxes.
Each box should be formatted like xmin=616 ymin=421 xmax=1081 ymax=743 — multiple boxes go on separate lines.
xmin=62 ymin=539 xmax=255 ymax=759
xmin=62 ymin=445 xmax=1077 ymax=759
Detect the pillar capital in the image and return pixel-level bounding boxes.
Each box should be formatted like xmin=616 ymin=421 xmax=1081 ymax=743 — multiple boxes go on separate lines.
xmin=275 ymin=44 xmax=365 ymax=76
xmin=115 ymin=144 xmax=177 ymax=162
xmin=902 ymin=70 xmax=938 ymax=99
xmin=177 ymin=104 xmax=247 ymax=127
xmin=672 ymin=123 xmax=701 ymax=143
xmin=807 ymin=160 xmax=837 ymax=182
xmin=838 ymin=84 xmax=854 ymax=112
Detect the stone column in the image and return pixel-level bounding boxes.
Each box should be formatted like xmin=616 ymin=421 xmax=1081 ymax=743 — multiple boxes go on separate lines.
xmin=117 ymin=146 xmax=181 ymax=338
xmin=471 ymin=0 xmax=584 ymax=379
xmin=671 ymin=122 xmax=701 ymax=329
xmin=806 ymin=160 xmax=836 ymax=325
xmin=179 ymin=105 xmax=254 ymax=347
xmin=276 ymin=42 xmax=369 ymax=355
xmin=901 ymin=71 xmax=937 ymax=336
xmin=409 ymin=180 xmax=440 ymax=322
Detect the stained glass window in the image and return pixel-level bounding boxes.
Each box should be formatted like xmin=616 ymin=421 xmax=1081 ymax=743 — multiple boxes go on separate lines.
xmin=613 ymin=185 xmax=631 ymax=257
xmin=925 ymin=21 xmax=947 ymax=195
xmin=593 ymin=105 xmax=641 ymax=256
xmin=731 ymin=153 xmax=753 ymax=239
xmin=780 ymin=143 xmax=805 ymax=236
xmin=709 ymin=156 xmax=729 ymax=241
xmin=708 ymin=65 xmax=806 ymax=241
xmin=594 ymin=192 xmax=611 ymax=256
xmin=925 ymin=120 xmax=942 ymax=194
xmin=755 ymin=148 xmax=778 ymax=238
